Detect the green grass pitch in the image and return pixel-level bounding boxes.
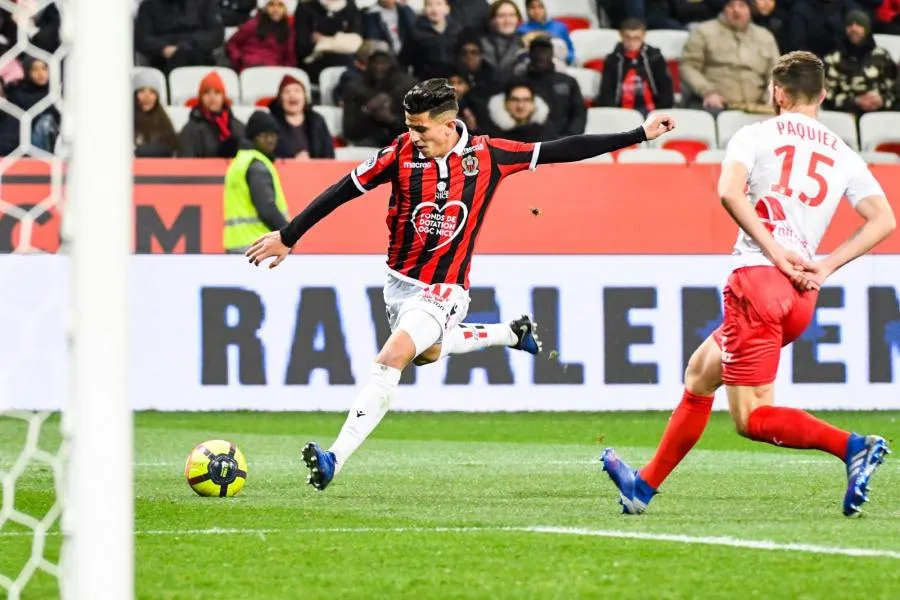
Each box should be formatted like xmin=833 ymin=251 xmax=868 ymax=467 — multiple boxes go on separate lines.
xmin=1 ymin=411 xmax=899 ymax=599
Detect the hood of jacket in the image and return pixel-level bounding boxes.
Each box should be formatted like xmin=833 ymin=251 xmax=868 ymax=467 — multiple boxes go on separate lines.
xmin=486 ymin=92 xmax=549 ymax=131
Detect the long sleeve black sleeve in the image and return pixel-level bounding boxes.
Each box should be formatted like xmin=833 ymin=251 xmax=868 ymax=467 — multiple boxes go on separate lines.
xmin=536 ymin=127 xmax=647 ymax=164
xmin=279 ymin=174 xmax=363 ymax=246
xmin=246 ymin=161 xmax=290 ymax=232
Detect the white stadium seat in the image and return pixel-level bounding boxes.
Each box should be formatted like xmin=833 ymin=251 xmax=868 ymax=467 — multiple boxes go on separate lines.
xmin=164 ymin=106 xmax=191 ymax=132
xmin=647 ymin=108 xmax=716 ymax=149
xmin=694 ymin=149 xmax=727 ymax=164
xmin=318 ymin=66 xmax=347 ymax=107
xmin=716 ymin=110 xmax=769 ymax=148
xmin=312 ymin=105 xmax=343 ymax=138
xmin=818 ymin=110 xmax=858 ymax=149
xmin=585 ymin=107 xmax=644 ymax=136
xmin=169 ymin=66 xmax=240 ymax=106
xmin=860 ymin=151 xmax=900 ymax=164
xmin=571 ymin=28 xmax=619 ymax=65
xmin=231 ymin=105 xmax=267 ymax=124
xmin=874 ymin=33 xmax=900 ymax=63
xmin=644 ymin=29 xmax=689 ymax=60
xmin=616 ymin=148 xmax=687 ymax=164
xmin=566 ymin=66 xmax=601 ymax=101
xmin=551 ymin=0 xmax=601 ymax=27
xmin=240 ymin=66 xmax=312 ymax=106
xmin=859 ymin=112 xmax=900 ymax=152
xmin=134 ymin=67 xmax=168 ymax=105
xmin=335 ymin=146 xmax=381 ymax=161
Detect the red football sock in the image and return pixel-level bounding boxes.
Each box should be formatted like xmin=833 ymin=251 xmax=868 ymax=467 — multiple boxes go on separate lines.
xmin=639 ymin=389 xmax=714 ymax=490
xmin=746 ymin=405 xmax=850 ymax=459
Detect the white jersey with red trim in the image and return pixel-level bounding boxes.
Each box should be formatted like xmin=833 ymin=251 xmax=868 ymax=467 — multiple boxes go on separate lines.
xmin=722 ymin=112 xmax=884 ymax=268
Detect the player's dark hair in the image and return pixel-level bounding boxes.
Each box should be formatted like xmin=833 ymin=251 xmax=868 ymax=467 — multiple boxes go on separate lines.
xmin=619 ymin=17 xmax=646 ymax=31
xmin=402 ymin=78 xmax=459 ymax=118
xmin=772 ymin=51 xmax=824 ymax=104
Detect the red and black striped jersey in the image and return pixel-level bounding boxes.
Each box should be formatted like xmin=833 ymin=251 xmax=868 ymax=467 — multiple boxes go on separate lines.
xmin=349 ymin=121 xmax=540 ymax=288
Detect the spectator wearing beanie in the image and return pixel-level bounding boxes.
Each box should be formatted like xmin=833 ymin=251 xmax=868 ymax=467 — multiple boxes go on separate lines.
xmin=227 ymin=0 xmax=297 ymax=71
xmin=823 ymin=10 xmax=898 ymax=117
xmin=223 ymin=110 xmax=290 ymax=253
xmin=133 ymin=70 xmax=179 ymax=157
xmin=6 ymin=57 xmax=60 ymax=154
xmin=135 ymin=0 xmax=225 ymax=75
xmin=267 ymin=74 xmax=334 ymax=159
xmin=179 ymin=72 xmax=246 ymax=158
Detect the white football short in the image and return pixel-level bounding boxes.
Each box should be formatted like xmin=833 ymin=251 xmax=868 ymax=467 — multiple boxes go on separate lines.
xmin=383 ymin=271 xmax=470 ymax=344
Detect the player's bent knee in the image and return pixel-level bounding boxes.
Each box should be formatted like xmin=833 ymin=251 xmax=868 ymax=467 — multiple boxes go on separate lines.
xmin=684 ymin=336 xmax=723 ymax=397
xmin=413 ymin=344 xmax=442 ymax=365
xmin=395 ymin=309 xmax=443 ymax=362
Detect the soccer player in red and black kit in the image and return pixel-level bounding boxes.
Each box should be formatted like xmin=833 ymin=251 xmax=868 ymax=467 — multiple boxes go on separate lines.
xmin=246 ymin=78 xmax=676 ymax=491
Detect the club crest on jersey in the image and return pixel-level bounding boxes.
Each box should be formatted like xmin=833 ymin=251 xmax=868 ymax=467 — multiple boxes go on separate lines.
xmin=461 ymin=154 xmax=479 ymax=177
xmin=434 ymin=180 xmax=449 ymax=200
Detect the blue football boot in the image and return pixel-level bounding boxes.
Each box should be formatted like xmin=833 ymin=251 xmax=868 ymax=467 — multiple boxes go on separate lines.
xmin=843 ymin=434 xmax=890 ymax=516
xmin=601 ymin=448 xmax=657 ymax=515
xmin=301 ymin=442 xmax=336 ymax=491
xmin=510 ymin=314 xmax=542 ymax=355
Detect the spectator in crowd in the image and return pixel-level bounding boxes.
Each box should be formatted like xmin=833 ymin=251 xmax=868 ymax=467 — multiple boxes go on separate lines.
xmin=514 ymin=29 xmax=568 ymax=74
xmin=135 ymin=0 xmax=225 ymax=74
xmin=680 ymin=0 xmax=779 ymax=112
xmin=516 ymin=0 xmax=575 ymax=64
xmin=455 ymin=37 xmax=495 ymax=94
xmin=341 ymin=48 xmax=415 ymax=146
xmin=268 ymin=74 xmax=335 ymax=158
xmin=875 ymin=0 xmax=900 ymax=34
xmin=179 ymin=71 xmax=246 ymax=158
xmin=133 ymin=70 xmax=179 ymax=157
xmin=333 ymin=40 xmax=391 ymax=104
xmin=823 ymin=10 xmax=898 ymax=116
xmin=227 ymin=0 xmax=296 ymax=71
xmin=447 ymin=68 xmax=489 ymax=133
xmin=753 ymin=0 xmax=788 ymax=51
xmin=294 ymin=0 xmax=363 ymax=82
xmin=782 ymin=0 xmax=862 ymax=58
xmin=223 ymin=111 xmax=290 ymax=253
xmin=6 ymin=57 xmax=59 ymax=154
xmin=2 ymin=0 xmax=61 ymax=55
xmin=519 ymin=36 xmax=584 ymax=137
xmin=0 ymin=82 xmax=20 ymax=156
xmin=450 ymin=0 xmax=490 ymax=36
xmin=480 ymin=0 xmax=524 ymax=83
xmin=595 ymin=18 xmax=674 ymax=116
xmin=362 ymin=0 xmax=416 ymax=55
xmin=399 ymin=0 xmax=463 ymax=80
xmin=620 ymin=0 xmax=685 ymax=30
xmin=219 ymin=0 xmax=259 ymax=27
xmin=485 ymin=79 xmax=551 ymax=141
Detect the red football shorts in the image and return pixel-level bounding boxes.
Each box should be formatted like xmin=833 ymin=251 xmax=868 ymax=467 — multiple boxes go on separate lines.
xmin=712 ymin=266 xmax=818 ymax=386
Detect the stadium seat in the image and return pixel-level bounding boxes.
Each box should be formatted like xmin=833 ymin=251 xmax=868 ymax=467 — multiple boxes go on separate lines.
xmin=585 ymin=107 xmax=644 ymax=135
xmin=616 ymin=148 xmax=687 ymax=164
xmin=134 ymin=67 xmax=168 ymax=106
xmin=646 ymin=108 xmax=716 ymax=157
xmin=240 ymin=66 xmax=312 ymax=106
xmin=552 ymin=0 xmax=600 ymax=27
xmin=861 ymin=151 xmax=900 ymax=164
xmin=566 ymin=66 xmax=601 ymax=102
xmin=716 ymin=110 xmax=769 ymax=148
xmin=169 ymin=66 xmax=241 ymax=106
xmin=644 ymin=30 xmax=689 ymax=59
xmin=164 ymin=106 xmax=191 ymax=132
xmin=874 ymin=34 xmax=900 ymax=63
xmin=694 ymin=149 xmax=727 ymax=164
xmin=819 ymin=110 xmax=858 ymax=149
xmin=579 ymin=153 xmax=614 ymax=163
xmin=318 ymin=66 xmax=346 ymax=107
xmin=335 ymin=146 xmax=381 ymax=161
xmin=231 ymin=105 xmax=267 ymax=124
xmin=572 ymin=29 xmax=619 ymax=68
xmin=557 ymin=16 xmax=591 ymax=33
xmin=859 ymin=112 xmax=900 ymax=152
xmin=312 ymin=105 xmax=343 ymax=140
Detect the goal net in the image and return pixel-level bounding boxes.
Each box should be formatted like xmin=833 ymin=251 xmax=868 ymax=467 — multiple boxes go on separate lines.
xmin=0 ymin=0 xmax=133 ymax=598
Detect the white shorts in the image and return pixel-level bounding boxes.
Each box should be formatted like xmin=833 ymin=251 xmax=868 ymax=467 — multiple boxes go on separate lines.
xmin=383 ymin=271 xmax=470 ymax=343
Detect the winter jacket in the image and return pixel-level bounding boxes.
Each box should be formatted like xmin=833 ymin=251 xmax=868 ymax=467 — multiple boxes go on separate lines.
xmin=399 ymin=17 xmax=464 ymax=80
xmin=671 ymin=0 xmax=727 ymax=24
xmin=226 ymin=16 xmax=296 ymax=71
xmin=0 ymin=4 xmax=61 ymax=54
xmin=178 ymin=106 xmax=246 ymax=158
xmin=485 ymin=92 xmax=554 ymax=142
xmin=522 ymin=68 xmax=585 ymax=137
xmin=450 ymin=0 xmax=490 ymax=35
xmin=517 ymin=20 xmax=575 ymax=64
xmin=680 ymin=15 xmax=779 ymax=105
xmin=267 ymin=98 xmax=335 ymax=158
xmin=362 ymin=4 xmax=417 ymax=53
xmin=135 ymin=0 xmax=224 ymax=65
xmin=823 ymin=34 xmax=899 ymax=116
xmin=596 ymin=43 xmax=674 ymax=113
xmin=479 ymin=32 xmax=523 ymax=82
xmin=341 ymin=64 xmax=416 ymax=146
xmin=219 ymin=0 xmax=257 ymax=27
xmin=294 ymin=0 xmax=363 ymax=63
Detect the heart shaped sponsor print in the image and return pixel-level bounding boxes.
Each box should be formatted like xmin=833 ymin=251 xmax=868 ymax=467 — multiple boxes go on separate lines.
xmin=410 ymin=200 xmax=469 ymax=251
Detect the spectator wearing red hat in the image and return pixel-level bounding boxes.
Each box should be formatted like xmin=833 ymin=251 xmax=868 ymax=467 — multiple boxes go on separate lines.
xmin=268 ymin=74 xmax=335 ymax=159
xmin=179 ymin=72 xmax=246 ymax=158
xmin=226 ymin=0 xmax=297 ymax=71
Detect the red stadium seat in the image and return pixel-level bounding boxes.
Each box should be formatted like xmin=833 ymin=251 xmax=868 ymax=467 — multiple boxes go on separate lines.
xmin=667 ymin=60 xmax=681 ymax=94
xmin=662 ymin=139 xmax=709 ymax=162
xmin=875 ymin=142 xmax=900 ymax=156
xmin=185 ymin=96 xmax=199 ymax=108
xmin=255 ymin=96 xmax=275 ymax=107
xmin=557 ymin=16 xmax=591 ymax=32
xmin=584 ymin=58 xmax=605 ymax=72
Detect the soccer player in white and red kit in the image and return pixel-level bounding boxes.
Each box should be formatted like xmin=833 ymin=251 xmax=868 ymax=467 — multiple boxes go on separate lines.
xmin=602 ymin=51 xmax=896 ymax=516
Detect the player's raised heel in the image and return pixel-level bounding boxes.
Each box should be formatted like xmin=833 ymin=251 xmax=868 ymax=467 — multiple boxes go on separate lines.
xmin=301 ymin=442 xmax=336 ymax=491
xmin=600 ymin=448 xmax=656 ymax=515
xmin=510 ymin=314 xmax=542 ymax=355
xmin=842 ymin=434 xmax=890 ymax=516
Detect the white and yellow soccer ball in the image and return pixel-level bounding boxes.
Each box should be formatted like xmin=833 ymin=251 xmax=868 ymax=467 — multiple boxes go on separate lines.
xmin=184 ymin=440 xmax=248 ymax=497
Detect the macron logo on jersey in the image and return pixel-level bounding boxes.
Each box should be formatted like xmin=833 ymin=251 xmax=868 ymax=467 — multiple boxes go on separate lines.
xmin=403 ymin=161 xmax=431 ymax=169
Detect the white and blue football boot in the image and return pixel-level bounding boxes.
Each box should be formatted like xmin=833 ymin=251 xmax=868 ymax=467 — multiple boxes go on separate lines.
xmin=601 ymin=448 xmax=657 ymax=515
xmin=843 ymin=434 xmax=890 ymax=516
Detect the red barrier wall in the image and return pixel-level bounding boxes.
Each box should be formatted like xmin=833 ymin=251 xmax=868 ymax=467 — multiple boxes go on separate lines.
xmin=2 ymin=159 xmax=899 ymax=254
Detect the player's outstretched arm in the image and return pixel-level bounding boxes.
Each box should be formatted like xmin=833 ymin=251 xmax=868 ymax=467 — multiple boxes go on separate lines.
xmin=535 ymin=114 xmax=675 ymax=164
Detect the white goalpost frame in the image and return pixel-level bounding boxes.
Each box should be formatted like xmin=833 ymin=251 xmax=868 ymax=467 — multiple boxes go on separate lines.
xmin=64 ymin=0 xmax=134 ymax=596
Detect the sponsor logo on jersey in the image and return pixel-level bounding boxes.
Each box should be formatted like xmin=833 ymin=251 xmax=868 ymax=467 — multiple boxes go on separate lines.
xmin=404 ymin=161 xmax=432 ymax=169
xmin=434 ymin=180 xmax=449 ymax=200
xmin=462 ymin=144 xmax=484 ymax=155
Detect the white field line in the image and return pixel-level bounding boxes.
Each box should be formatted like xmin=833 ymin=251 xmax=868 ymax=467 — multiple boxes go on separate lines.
xmin=2 ymin=525 xmax=899 ymax=559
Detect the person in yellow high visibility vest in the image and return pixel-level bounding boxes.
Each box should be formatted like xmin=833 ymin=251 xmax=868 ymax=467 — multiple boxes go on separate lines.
xmin=223 ymin=111 xmax=290 ymax=253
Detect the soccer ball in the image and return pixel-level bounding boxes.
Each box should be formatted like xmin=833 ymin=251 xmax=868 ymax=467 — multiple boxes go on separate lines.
xmin=184 ymin=440 xmax=248 ymax=497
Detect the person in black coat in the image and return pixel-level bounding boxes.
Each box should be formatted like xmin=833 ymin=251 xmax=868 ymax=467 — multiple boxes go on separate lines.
xmin=341 ymin=49 xmax=416 ymax=147
xmin=6 ymin=57 xmax=61 ymax=154
xmin=0 ymin=2 xmax=61 ymax=54
xmin=399 ymin=0 xmax=464 ymax=80
xmin=135 ymin=0 xmax=225 ymax=74
xmin=294 ymin=0 xmax=363 ymax=82
xmin=362 ymin=0 xmax=416 ymax=55
xmin=267 ymin=74 xmax=335 ymax=159
xmin=519 ymin=36 xmax=585 ymax=137
xmin=219 ymin=0 xmax=258 ymax=27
